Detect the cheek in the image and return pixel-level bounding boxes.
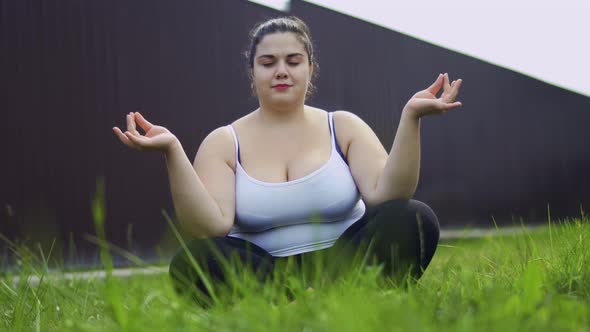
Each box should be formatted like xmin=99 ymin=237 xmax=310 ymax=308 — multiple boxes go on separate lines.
xmin=291 ymin=68 xmax=309 ymax=87
xmin=253 ymin=69 xmax=273 ymax=82
xmin=300 ymin=67 xmax=312 ymax=81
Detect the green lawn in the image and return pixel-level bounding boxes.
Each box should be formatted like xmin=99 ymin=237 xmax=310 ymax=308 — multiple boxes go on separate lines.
xmin=2 ymin=216 xmax=589 ymax=331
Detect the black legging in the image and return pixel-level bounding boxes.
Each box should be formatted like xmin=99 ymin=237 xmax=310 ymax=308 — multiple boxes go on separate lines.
xmin=169 ymin=199 xmax=440 ymax=305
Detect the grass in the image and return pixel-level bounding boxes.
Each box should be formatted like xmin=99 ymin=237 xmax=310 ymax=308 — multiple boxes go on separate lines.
xmin=2 ymin=219 xmax=589 ymax=331
xmin=1 ymin=183 xmax=588 ymax=331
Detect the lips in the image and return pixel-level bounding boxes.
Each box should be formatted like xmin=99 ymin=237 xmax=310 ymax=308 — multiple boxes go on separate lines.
xmin=272 ymin=84 xmax=292 ymax=88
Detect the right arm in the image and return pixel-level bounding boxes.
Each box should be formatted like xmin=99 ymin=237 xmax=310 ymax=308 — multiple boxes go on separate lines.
xmin=165 ymin=127 xmax=235 ymax=238
xmin=113 ymin=112 xmax=235 ymax=239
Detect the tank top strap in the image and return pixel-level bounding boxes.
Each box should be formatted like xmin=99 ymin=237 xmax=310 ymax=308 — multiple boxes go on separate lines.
xmin=226 ymin=125 xmax=241 ymax=163
xmin=328 ymin=112 xmax=336 ymax=146
xmin=329 ymin=111 xmax=348 ymax=164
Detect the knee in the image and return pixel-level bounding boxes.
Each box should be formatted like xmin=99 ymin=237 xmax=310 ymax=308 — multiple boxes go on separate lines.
xmin=373 ymin=199 xmax=440 ymax=266
xmin=169 ymin=237 xmax=218 ymax=269
xmin=375 ymin=198 xmax=438 ymax=226
xmin=377 ymin=199 xmax=439 ymax=235
xmin=168 ymin=237 xmax=225 ymax=290
xmin=406 ymin=199 xmax=440 ymax=242
xmin=407 ymin=200 xmax=440 ymax=261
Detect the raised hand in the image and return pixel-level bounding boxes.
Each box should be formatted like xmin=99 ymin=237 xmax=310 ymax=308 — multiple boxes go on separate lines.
xmin=112 ymin=112 xmax=179 ymax=153
xmin=403 ymin=73 xmax=463 ymax=119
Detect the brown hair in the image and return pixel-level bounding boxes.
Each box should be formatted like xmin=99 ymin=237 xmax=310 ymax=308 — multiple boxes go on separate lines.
xmin=245 ymin=16 xmax=319 ymax=98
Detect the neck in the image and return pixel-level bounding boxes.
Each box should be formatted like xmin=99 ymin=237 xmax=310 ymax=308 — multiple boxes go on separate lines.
xmin=256 ymin=102 xmax=307 ymax=127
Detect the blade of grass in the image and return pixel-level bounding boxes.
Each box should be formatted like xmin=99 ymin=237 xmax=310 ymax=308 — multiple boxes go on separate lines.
xmin=92 ymin=177 xmax=128 ymax=330
xmin=83 ymin=234 xmax=145 ymax=267
xmin=548 ymin=203 xmax=554 ymax=255
xmin=162 ymin=209 xmax=219 ymax=305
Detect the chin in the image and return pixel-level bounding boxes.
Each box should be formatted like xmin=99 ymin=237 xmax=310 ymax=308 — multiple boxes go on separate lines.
xmin=275 ymin=97 xmax=305 ymax=107
xmin=266 ymin=93 xmax=295 ymax=102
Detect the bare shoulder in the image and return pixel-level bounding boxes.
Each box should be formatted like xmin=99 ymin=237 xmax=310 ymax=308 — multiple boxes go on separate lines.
xmin=333 ymin=110 xmax=375 ymax=135
xmin=333 ymin=110 xmax=366 ymax=125
xmin=332 ymin=111 xmax=373 ymax=155
xmin=194 ymin=125 xmax=236 ymax=170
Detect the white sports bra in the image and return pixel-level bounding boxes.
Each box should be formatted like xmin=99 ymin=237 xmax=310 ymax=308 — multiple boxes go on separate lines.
xmin=226 ymin=111 xmax=366 ymax=257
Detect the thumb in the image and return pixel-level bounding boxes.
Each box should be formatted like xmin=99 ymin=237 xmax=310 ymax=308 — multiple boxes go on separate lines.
xmin=125 ymin=131 xmax=150 ymax=149
xmin=426 ymin=74 xmax=443 ymax=95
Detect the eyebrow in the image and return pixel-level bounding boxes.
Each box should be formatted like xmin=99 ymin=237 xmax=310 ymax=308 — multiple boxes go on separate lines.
xmin=256 ymin=53 xmax=304 ymax=60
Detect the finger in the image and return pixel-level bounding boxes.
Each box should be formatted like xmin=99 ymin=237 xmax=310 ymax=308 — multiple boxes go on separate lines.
xmin=113 ymin=127 xmax=138 ymax=150
xmin=127 ymin=113 xmax=140 ymax=135
xmin=134 ymin=112 xmax=153 ymax=132
xmin=443 ymin=73 xmax=451 ymax=94
xmin=455 ymin=78 xmax=463 ymax=90
xmin=426 ymin=73 xmax=444 ymax=95
xmin=125 ymin=131 xmax=149 ymax=150
xmin=442 ymin=101 xmax=462 ymax=111
xmin=449 ymin=79 xmax=463 ymax=101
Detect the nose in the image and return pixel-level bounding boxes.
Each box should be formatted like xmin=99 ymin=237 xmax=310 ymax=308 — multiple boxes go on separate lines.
xmin=275 ymin=60 xmax=288 ymax=79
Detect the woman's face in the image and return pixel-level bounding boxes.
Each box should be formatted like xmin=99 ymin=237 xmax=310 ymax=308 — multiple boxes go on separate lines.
xmin=252 ymin=32 xmax=313 ymax=108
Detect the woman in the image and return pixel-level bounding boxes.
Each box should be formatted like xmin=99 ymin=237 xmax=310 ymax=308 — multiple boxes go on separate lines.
xmin=113 ymin=16 xmax=463 ymax=305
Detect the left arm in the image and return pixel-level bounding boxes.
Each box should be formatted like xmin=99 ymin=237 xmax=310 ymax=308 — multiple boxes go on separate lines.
xmin=341 ymin=73 xmax=463 ymax=207
xmin=373 ymin=111 xmax=421 ymax=203
xmin=336 ymin=110 xmax=420 ymax=207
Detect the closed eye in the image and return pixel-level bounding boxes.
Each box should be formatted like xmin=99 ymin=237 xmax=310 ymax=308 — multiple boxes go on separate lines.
xmin=261 ymin=62 xmax=300 ymax=67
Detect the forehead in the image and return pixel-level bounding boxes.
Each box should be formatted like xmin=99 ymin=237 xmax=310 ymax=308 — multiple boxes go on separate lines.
xmin=256 ymin=32 xmax=306 ymax=57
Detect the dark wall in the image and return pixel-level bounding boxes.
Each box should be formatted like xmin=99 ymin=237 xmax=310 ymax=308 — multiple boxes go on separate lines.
xmin=2 ymin=0 xmax=589 ymax=266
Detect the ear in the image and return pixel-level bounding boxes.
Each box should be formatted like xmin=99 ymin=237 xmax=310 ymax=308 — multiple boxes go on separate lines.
xmin=309 ymin=63 xmax=314 ymax=79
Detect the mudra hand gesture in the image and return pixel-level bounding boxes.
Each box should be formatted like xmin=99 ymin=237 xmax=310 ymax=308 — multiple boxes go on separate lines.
xmin=112 ymin=112 xmax=179 ymax=153
xmin=404 ymin=73 xmax=463 ymax=119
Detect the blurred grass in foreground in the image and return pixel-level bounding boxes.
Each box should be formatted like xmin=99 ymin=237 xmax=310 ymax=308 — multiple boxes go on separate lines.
xmin=0 ymin=182 xmax=588 ymax=331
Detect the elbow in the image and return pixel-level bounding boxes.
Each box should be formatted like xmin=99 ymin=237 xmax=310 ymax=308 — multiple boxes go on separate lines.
xmin=211 ymin=219 xmax=233 ymax=238
xmin=393 ymin=189 xmax=416 ymax=201
xmin=179 ymin=216 xmax=233 ymax=240
xmin=365 ymin=189 xmax=415 ymax=208
xmin=368 ymin=174 xmax=417 ymax=207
